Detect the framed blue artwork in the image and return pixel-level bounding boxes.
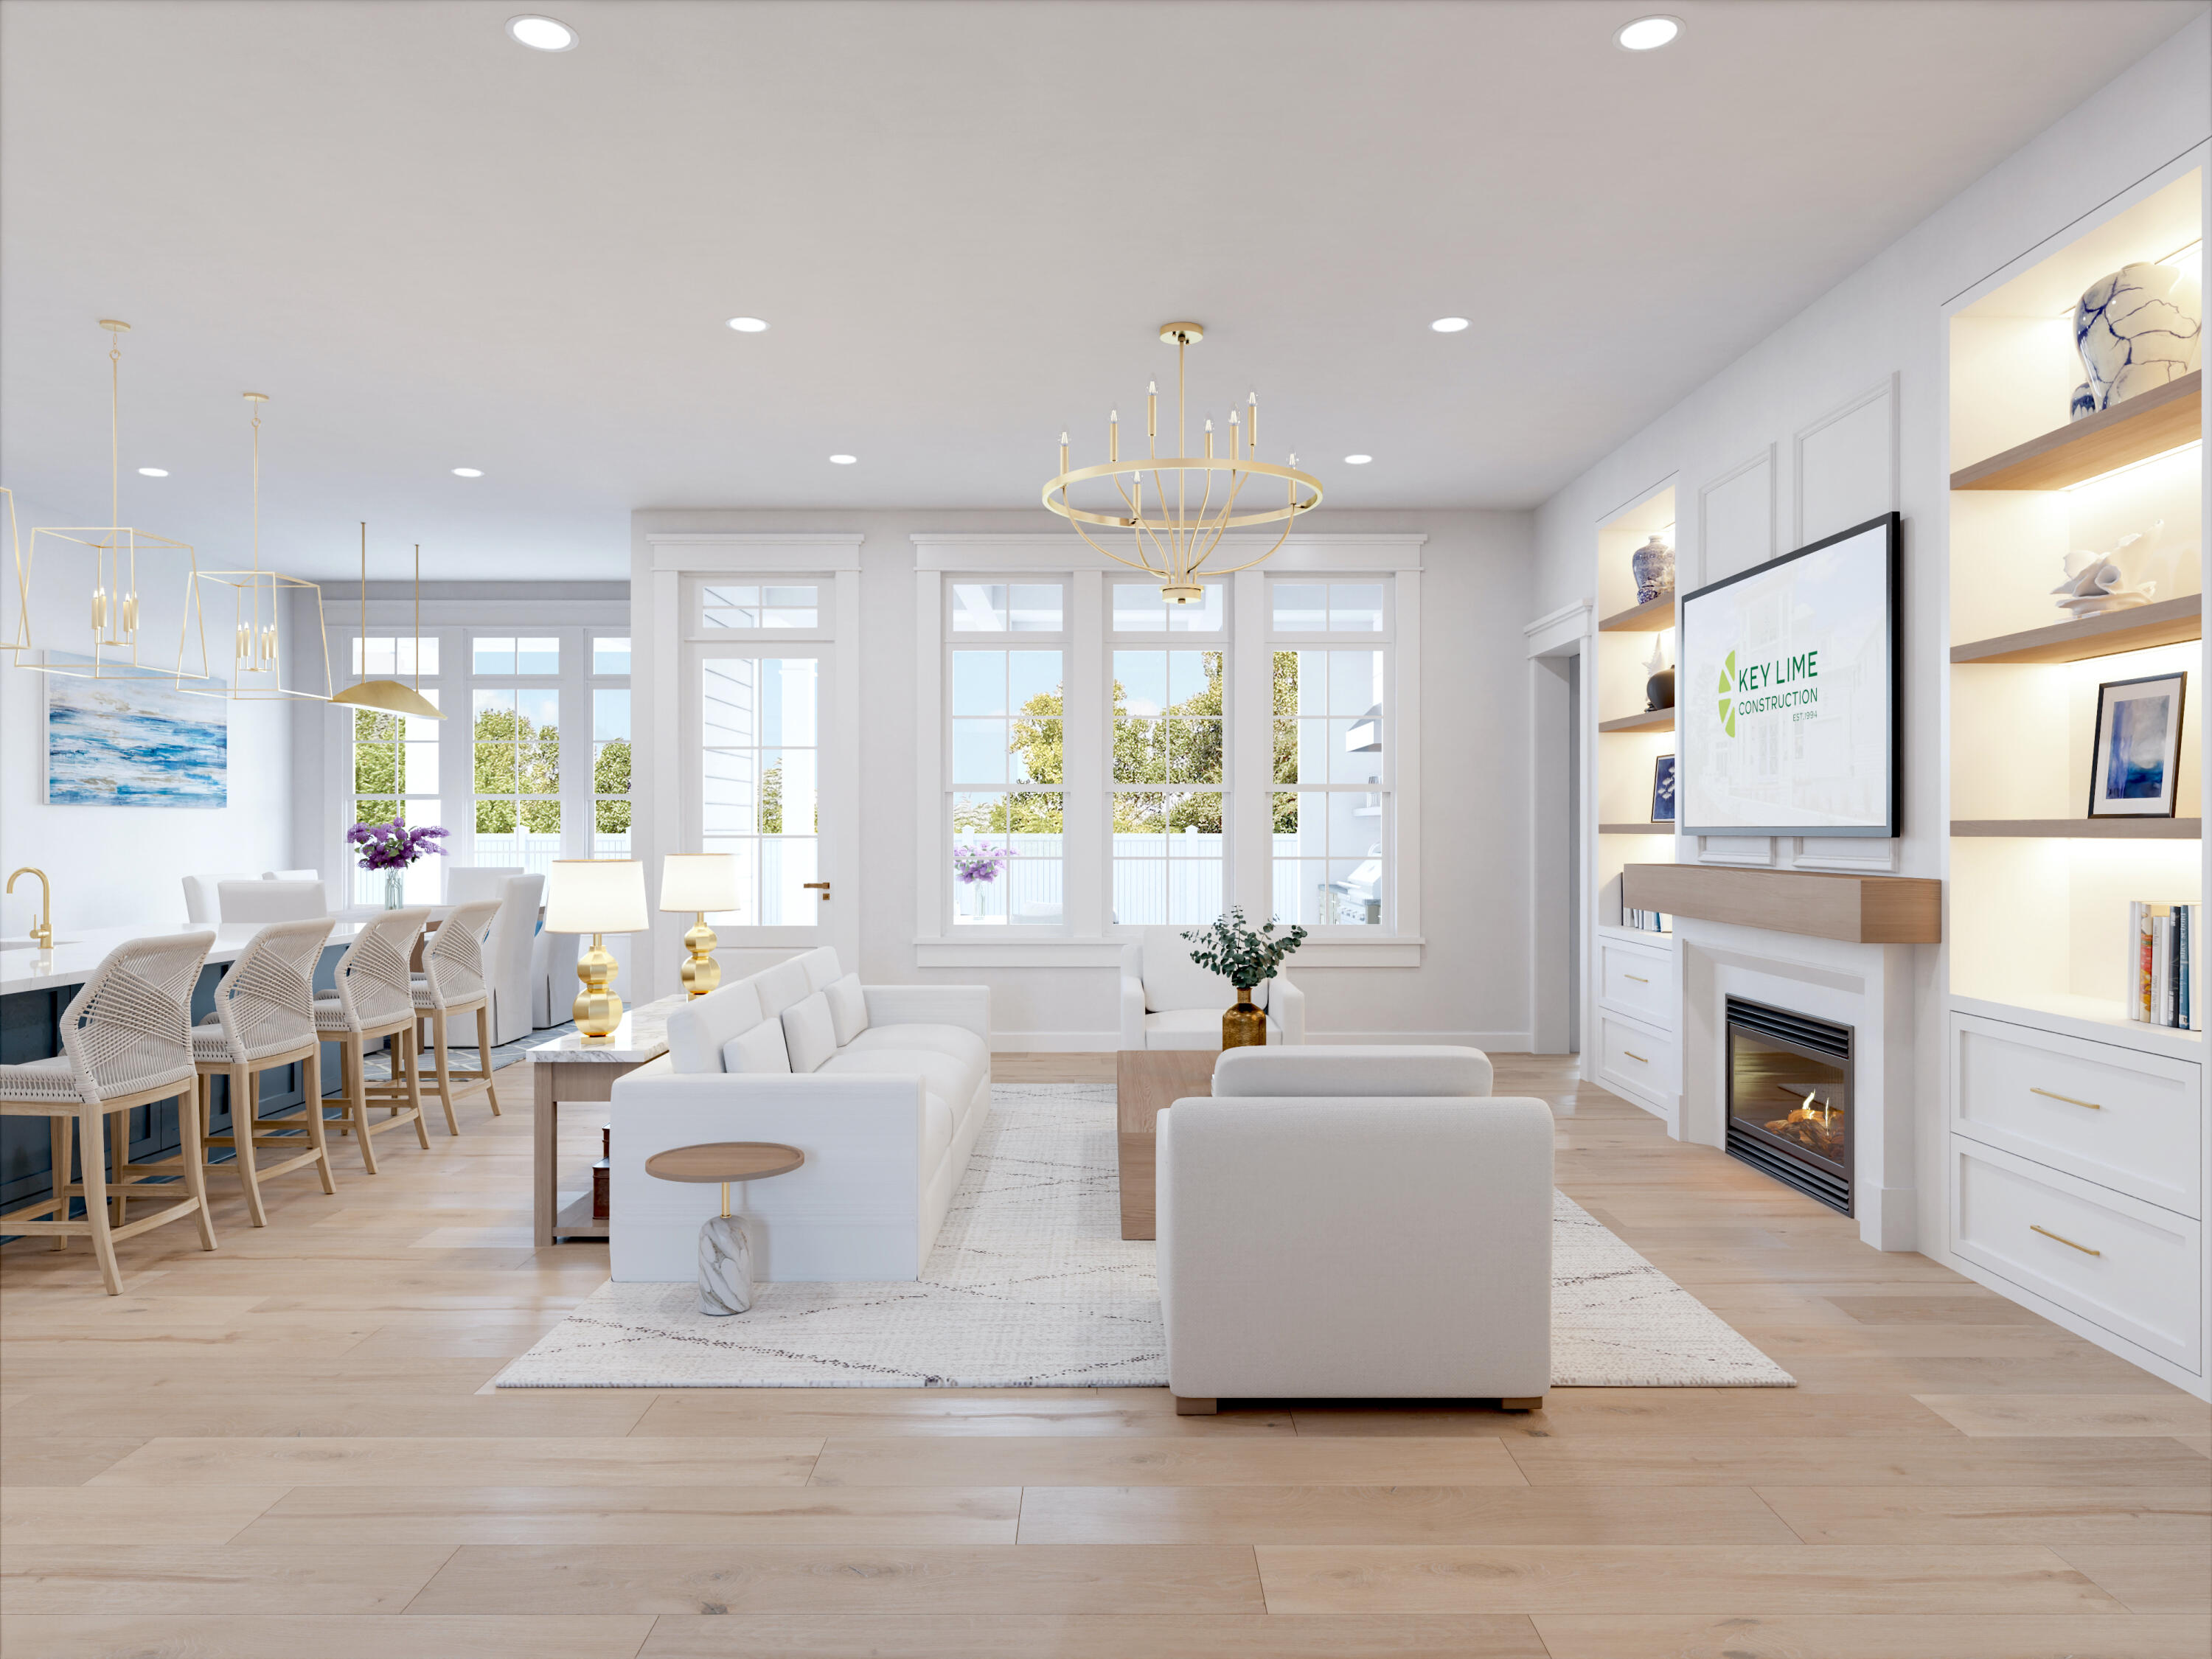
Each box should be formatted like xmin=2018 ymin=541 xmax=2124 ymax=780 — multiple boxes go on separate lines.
xmin=45 ymin=673 xmax=228 ymax=807
xmin=1651 ymin=753 xmax=1677 ymax=823
xmin=2089 ymin=672 xmax=2184 ymax=818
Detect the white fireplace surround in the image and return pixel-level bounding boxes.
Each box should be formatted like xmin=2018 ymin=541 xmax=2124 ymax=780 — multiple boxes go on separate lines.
xmin=1676 ymin=918 xmax=1919 ymax=1252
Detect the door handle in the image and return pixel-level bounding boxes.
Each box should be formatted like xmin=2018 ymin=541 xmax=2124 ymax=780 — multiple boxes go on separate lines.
xmin=803 ymin=882 xmax=831 ymax=902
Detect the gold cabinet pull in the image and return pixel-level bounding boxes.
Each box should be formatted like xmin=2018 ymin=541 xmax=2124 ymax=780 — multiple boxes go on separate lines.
xmin=2030 ymin=1087 xmax=2101 ymax=1111
xmin=1623 ymin=1050 xmax=1649 ymax=1063
xmin=2029 ymin=1224 xmax=2101 ymax=1256
xmin=1624 ymin=974 xmax=1650 ymax=984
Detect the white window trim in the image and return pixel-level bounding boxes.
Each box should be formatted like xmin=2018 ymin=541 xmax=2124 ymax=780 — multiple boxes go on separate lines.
xmin=913 ymin=535 xmax=1424 ymax=967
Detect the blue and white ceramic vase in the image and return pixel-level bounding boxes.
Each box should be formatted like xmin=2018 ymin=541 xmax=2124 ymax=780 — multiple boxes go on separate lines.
xmin=1631 ymin=535 xmax=1674 ymax=606
xmin=2074 ymin=261 xmax=2201 ymax=414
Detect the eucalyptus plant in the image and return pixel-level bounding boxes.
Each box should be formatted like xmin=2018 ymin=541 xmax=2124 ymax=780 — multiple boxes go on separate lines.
xmin=1180 ymin=907 xmax=1308 ymax=990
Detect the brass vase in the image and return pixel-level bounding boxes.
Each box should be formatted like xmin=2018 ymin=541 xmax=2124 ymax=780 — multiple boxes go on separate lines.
xmin=1222 ymin=988 xmax=1267 ymax=1050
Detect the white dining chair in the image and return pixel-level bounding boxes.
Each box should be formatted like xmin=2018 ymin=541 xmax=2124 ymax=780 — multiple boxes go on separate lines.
xmin=0 ymin=933 xmax=221 ymax=1293
xmin=217 ymin=880 xmax=330 ymax=924
xmin=262 ymin=869 xmax=321 ymax=884
xmin=184 ymin=872 xmax=257 ymax=925
xmin=194 ymin=918 xmax=338 ymax=1226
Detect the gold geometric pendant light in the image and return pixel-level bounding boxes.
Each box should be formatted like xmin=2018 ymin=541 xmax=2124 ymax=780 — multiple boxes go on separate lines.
xmin=330 ymin=527 xmax=442 ymax=720
xmin=21 ymin=320 xmax=209 ymax=682
xmin=0 ymin=485 xmax=26 ymax=653
xmin=181 ymin=393 xmax=333 ymax=701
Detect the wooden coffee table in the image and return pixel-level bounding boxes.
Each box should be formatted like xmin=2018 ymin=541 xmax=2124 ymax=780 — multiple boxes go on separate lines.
xmin=1116 ymin=1049 xmax=1217 ymax=1240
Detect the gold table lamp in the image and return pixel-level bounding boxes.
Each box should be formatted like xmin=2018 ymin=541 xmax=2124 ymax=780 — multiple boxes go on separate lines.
xmin=545 ymin=859 xmax=649 ymax=1040
xmin=658 ymin=853 xmax=740 ymax=998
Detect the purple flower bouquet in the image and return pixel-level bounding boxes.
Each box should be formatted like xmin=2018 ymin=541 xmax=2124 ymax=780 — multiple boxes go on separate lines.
xmin=953 ymin=844 xmax=1015 ymax=884
xmin=348 ymin=818 xmax=448 ymax=908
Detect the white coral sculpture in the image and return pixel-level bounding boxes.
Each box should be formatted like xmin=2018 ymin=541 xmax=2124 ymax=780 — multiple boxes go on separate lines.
xmin=2052 ymin=521 xmax=2163 ymax=619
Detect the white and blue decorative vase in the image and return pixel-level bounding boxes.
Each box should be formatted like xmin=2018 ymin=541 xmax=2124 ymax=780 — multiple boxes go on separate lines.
xmin=1631 ymin=535 xmax=1674 ymax=605
xmin=2074 ymin=261 xmax=2201 ymax=414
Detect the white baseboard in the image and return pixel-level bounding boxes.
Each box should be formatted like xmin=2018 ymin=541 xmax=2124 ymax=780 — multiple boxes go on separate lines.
xmin=989 ymin=1031 xmax=1536 ymax=1052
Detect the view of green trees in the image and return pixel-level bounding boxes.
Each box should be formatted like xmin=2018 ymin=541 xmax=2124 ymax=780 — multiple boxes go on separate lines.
xmin=350 ymin=706 xmax=632 ymax=833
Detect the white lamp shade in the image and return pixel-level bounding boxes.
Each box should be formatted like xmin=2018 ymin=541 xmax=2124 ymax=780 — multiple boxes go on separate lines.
xmin=659 ymin=852 xmax=740 ymax=914
xmin=545 ymin=859 xmax=649 ymax=934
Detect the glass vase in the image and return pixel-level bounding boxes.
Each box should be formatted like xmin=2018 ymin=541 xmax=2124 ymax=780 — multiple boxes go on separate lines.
xmin=383 ymin=869 xmax=406 ymax=910
xmin=1222 ymin=988 xmax=1267 ymax=1049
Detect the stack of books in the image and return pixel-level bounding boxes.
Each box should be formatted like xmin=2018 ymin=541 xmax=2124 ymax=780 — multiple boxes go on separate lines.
xmin=1625 ymin=908 xmax=1671 ymax=934
xmin=2128 ymin=901 xmax=2199 ymax=1029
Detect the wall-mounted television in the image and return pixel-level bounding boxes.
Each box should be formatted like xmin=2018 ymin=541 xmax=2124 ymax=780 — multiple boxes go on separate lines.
xmin=1677 ymin=511 xmax=1901 ymax=838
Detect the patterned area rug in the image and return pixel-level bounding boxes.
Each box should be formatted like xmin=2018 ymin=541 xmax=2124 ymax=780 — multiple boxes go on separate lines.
xmin=495 ymin=1082 xmax=1794 ymax=1390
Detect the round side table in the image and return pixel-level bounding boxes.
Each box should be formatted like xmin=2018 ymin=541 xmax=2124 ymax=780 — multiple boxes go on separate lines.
xmin=644 ymin=1141 xmax=806 ymax=1315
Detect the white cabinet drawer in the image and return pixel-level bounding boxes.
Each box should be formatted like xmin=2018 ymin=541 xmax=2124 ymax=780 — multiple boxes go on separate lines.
xmin=1599 ymin=939 xmax=1674 ymax=1027
xmin=1951 ymin=1138 xmax=2201 ymax=1371
xmin=1598 ymin=1009 xmax=1676 ymax=1113
xmin=1951 ymin=1013 xmax=2201 ymax=1218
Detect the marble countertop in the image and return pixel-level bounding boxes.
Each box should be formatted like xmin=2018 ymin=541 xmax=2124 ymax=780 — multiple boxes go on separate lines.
xmin=1 ymin=921 xmax=367 ymax=996
xmin=526 ymin=992 xmax=688 ymax=1063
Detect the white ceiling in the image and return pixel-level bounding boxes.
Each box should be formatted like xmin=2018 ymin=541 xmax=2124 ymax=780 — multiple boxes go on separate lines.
xmin=1 ymin=0 xmax=2202 ymax=578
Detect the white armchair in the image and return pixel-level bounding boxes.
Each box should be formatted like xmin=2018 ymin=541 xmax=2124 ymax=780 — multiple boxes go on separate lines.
xmin=1158 ymin=1044 xmax=1551 ymax=1413
xmin=1119 ymin=925 xmax=1305 ymax=1049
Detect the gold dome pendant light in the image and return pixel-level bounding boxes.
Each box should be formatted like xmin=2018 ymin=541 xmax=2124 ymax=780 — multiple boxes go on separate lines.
xmin=22 ymin=320 xmax=209 ymax=681
xmin=330 ymin=528 xmax=443 ymax=720
xmin=181 ymin=394 xmax=333 ymax=701
xmin=1043 ymin=322 xmax=1322 ymax=603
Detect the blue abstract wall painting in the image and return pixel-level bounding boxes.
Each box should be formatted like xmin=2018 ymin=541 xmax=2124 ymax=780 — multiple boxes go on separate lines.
xmin=2088 ymin=671 xmax=2185 ymax=819
xmin=45 ymin=675 xmax=229 ymax=807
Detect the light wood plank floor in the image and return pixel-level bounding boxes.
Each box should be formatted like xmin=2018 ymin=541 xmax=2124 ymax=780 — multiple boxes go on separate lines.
xmin=4 ymin=1051 xmax=2206 ymax=1658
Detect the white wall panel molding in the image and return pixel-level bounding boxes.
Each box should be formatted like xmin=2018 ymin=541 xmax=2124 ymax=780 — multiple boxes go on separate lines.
xmin=646 ymin=532 xmax=865 ymax=572
xmin=1697 ymin=835 xmax=1776 ymax=867
xmin=1523 ymin=600 xmax=1592 ymax=656
xmin=1697 ymin=445 xmax=1778 ymax=582
xmin=1794 ymin=372 xmax=1901 ymax=546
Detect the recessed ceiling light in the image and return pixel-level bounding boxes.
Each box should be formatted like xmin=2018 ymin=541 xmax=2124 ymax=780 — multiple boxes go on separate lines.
xmin=136 ymin=467 xmax=168 ymax=477
xmin=452 ymin=467 xmax=484 ymax=478
xmin=1615 ymin=14 xmax=1681 ymax=50
xmin=1344 ymin=454 xmax=1373 ymax=465
xmin=828 ymin=454 xmax=858 ymax=465
xmin=1430 ymin=317 xmax=1470 ymax=333
xmin=726 ymin=316 xmax=769 ymax=333
xmin=507 ymin=14 xmax=577 ymax=51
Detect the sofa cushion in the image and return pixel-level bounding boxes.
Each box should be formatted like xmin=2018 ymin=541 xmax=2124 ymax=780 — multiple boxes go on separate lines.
xmin=1140 ymin=928 xmax=1267 ymax=1012
xmin=667 ymin=981 xmax=765 ymax=1074
xmin=797 ymin=946 xmax=844 ymax=992
xmin=818 ymin=1046 xmax=977 ymax=1111
xmin=824 ymin=973 xmax=870 ymax=1046
xmin=721 ymin=1020 xmax=792 ymax=1074
xmin=781 ymin=991 xmax=839 ymax=1074
xmin=844 ymin=1021 xmax=987 ymax=1072
xmin=754 ymin=958 xmax=813 ymax=1020
xmin=1143 ymin=1007 xmax=1281 ymax=1050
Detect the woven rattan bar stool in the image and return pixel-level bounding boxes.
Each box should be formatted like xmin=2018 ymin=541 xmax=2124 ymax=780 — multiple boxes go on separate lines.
xmin=195 ymin=917 xmax=338 ymax=1227
xmin=0 ymin=933 xmax=220 ymax=1294
xmin=313 ymin=908 xmax=431 ymax=1173
xmin=408 ymin=899 xmax=503 ymax=1134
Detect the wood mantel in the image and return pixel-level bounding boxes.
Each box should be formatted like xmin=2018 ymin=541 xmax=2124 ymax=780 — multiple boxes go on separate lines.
xmin=1621 ymin=863 xmax=1941 ymax=945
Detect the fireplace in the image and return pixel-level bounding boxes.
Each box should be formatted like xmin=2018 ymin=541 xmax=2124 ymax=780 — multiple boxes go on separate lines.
xmin=1725 ymin=996 xmax=1852 ymax=1215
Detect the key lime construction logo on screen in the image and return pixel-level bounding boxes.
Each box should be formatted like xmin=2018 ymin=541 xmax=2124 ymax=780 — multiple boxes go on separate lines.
xmin=1716 ymin=647 xmax=1820 ymax=740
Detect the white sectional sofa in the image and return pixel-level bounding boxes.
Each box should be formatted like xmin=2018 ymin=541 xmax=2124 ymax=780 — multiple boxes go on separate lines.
xmin=1158 ymin=1045 xmax=1554 ymax=1411
xmin=608 ymin=947 xmax=990 ymax=1282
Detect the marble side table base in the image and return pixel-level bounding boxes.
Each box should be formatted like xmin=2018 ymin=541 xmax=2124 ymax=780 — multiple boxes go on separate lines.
xmin=698 ymin=1214 xmax=754 ymax=1315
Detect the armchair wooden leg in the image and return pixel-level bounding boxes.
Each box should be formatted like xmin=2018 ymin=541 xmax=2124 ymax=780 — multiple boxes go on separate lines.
xmin=1500 ymin=1396 xmax=1545 ymax=1413
xmin=1174 ymin=1396 xmax=1218 ymax=1416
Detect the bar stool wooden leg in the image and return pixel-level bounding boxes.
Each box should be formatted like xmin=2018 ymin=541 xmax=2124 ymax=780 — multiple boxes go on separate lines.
xmin=229 ymin=1062 xmax=267 ymax=1228
xmin=476 ymin=1005 xmax=501 ymax=1115
xmin=48 ymin=1116 xmax=72 ymax=1250
xmin=176 ymin=1082 xmax=218 ymax=1251
xmin=302 ymin=1046 xmax=336 ymax=1194
xmin=346 ymin=1040 xmax=380 ymax=1175
xmin=428 ymin=1009 xmax=460 ymax=1136
xmin=80 ymin=1110 xmax=122 ymax=1295
xmin=401 ymin=1032 xmax=431 ymax=1150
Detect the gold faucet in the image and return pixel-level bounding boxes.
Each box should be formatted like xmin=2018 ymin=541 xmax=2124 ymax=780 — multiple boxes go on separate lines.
xmin=7 ymin=867 xmax=52 ymax=950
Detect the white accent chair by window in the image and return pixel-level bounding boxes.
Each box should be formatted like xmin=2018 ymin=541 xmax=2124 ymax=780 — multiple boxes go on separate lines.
xmin=183 ymin=872 xmax=257 ymax=924
xmin=445 ymin=867 xmax=546 ymax=1043
xmin=609 ymin=946 xmax=990 ymax=1282
xmin=1157 ymin=1045 xmax=1552 ymax=1413
xmin=1119 ymin=926 xmax=1305 ymax=1048
xmin=217 ymin=880 xmax=330 ymax=925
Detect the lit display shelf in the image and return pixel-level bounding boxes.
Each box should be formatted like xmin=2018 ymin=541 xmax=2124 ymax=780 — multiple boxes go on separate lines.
xmin=1952 ymin=594 xmax=2201 ymax=664
xmin=1598 ymin=594 xmax=1675 ymax=632
xmin=1597 ymin=707 xmax=1674 ymax=734
xmin=1950 ymin=369 xmax=2199 ymax=492
xmin=1599 ymin=822 xmax=1674 ymax=835
xmin=1950 ymin=818 xmax=2203 ymax=839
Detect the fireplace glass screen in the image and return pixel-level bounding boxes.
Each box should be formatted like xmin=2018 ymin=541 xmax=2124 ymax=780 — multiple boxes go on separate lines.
xmin=1725 ymin=998 xmax=1851 ymax=1214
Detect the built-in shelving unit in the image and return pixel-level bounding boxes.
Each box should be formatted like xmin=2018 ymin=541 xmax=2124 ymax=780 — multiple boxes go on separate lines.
xmin=1944 ymin=161 xmax=2207 ymax=1399
xmin=1599 ymin=821 xmax=1672 ymax=835
xmin=1597 ymin=708 xmax=1674 ymax=734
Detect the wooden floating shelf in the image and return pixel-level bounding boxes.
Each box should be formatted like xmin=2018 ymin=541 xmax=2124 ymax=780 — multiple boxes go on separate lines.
xmin=1952 ymin=594 xmax=2201 ymax=664
xmin=1598 ymin=708 xmax=1674 ymax=733
xmin=1622 ymin=863 xmax=1941 ymax=945
xmin=1599 ymin=594 xmax=1675 ymax=633
xmin=1950 ymin=369 xmax=2199 ymax=493
xmin=1952 ymin=818 xmax=2202 ymax=839
xmin=1600 ymin=822 xmax=1675 ymax=835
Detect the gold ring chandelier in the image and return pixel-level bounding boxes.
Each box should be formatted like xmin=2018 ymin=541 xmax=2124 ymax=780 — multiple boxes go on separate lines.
xmin=1044 ymin=322 xmax=1321 ymax=602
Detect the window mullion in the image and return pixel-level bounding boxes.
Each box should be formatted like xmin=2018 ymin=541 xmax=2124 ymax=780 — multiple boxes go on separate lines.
xmin=1232 ymin=569 xmax=1270 ymax=920
xmin=1064 ymin=571 xmax=1105 ymax=936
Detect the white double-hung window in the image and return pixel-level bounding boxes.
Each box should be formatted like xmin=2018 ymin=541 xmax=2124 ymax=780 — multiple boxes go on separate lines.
xmin=1267 ymin=580 xmax=1392 ymax=929
xmin=946 ymin=581 xmax=1066 ymax=926
xmin=1109 ymin=580 xmax=1227 ymax=926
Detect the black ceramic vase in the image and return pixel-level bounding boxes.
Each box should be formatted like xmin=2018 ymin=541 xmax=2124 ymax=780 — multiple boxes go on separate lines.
xmin=1646 ymin=669 xmax=1675 ymax=712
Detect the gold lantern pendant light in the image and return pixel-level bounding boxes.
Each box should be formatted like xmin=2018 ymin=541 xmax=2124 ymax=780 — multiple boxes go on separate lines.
xmin=22 ymin=320 xmax=208 ymax=681
xmin=1043 ymin=322 xmax=1323 ymax=604
xmin=330 ymin=528 xmax=443 ymax=720
xmin=0 ymin=485 xmax=27 ymax=654
xmin=181 ymin=394 xmax=333 ymax=701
